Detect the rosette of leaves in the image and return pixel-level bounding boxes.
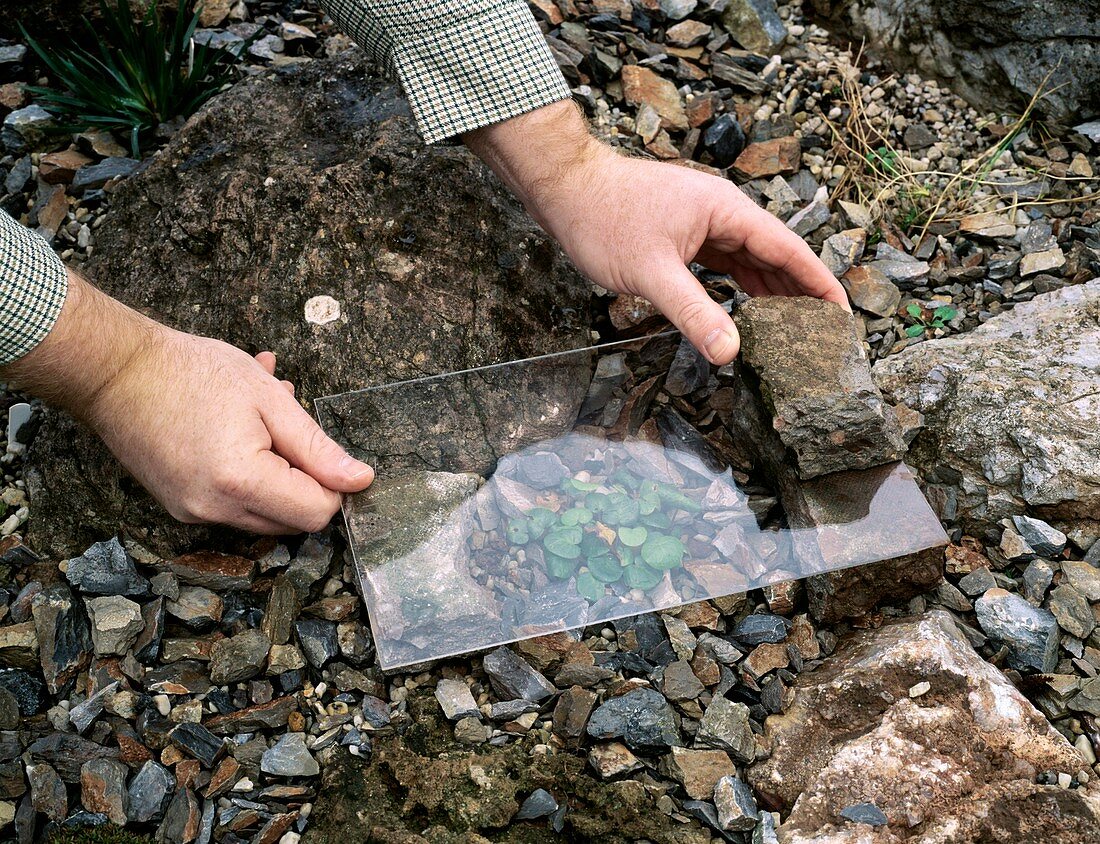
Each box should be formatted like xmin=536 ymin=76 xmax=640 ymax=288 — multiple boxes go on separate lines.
xmin=903 ymin=302 xmax=957 ymax=337
xmin=21 ymin=0 xmax=249 ymax=157
xmin=506 ymin=470 xmax=699 ymax=603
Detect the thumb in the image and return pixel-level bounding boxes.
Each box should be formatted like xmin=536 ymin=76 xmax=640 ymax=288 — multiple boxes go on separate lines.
xmin=262 ymin=391 xmax=375 ymax=493
xmin=640 ymin=260 xmax=740 ymax=364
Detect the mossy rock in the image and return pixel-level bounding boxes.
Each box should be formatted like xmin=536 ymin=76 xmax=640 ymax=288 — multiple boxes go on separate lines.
xmin=305 ymin=693 xmax=710 ymax=844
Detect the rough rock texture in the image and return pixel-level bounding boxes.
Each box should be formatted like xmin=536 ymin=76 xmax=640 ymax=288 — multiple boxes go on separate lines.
xmin=874 ymin=280 xmax=1100 ymax=536
xmin=306 ymin=692 xmax=709 ymax=844
xmin=748 ymin=611 xmax=1098 ymax=842
xmin=809 ymin=0 xmax=1100 ymax=124
xmin=25 ymin=53 xmax=592 ymax=557
xmin=734 ymin=296 xmax=906 ymax=479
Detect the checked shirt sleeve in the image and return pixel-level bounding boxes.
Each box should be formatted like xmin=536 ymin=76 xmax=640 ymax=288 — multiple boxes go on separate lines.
xmin=319 ymin=0 xmax=572 ymax=144
xmin=0 ymin=211 xmax=68 ymax=366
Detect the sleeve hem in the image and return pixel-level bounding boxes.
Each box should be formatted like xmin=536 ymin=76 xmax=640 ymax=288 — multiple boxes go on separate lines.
xmin=0 ymin=213 xmax=69 ymax=367
xmin=390 ymin=1 xmax=572 ymax=145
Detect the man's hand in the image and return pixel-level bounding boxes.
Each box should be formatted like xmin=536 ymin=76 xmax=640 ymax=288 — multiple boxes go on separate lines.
xmin=465 ymin=100 xmax=850 ymax=364
xmin=3 ymin=271 xmax=373 ymax=533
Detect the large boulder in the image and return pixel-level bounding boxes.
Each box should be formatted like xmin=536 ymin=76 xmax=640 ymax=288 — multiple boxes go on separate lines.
xmin=25 ymin=53 xmax=592 ymax=557
xmin=873 ymin=280 xmax=1100 ymax=540
xmin=749 ymin=611 xmax=1100 ymax=843
xmin=809 ymin=0 xmax=1100 ymax=124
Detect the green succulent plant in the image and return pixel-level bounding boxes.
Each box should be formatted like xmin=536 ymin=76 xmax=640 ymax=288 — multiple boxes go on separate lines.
xmin=506 ymin=471 xmax=694 ymax=603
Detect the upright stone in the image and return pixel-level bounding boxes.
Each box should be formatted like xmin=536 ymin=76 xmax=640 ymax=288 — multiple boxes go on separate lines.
xmin=30 ymin=585 xmax=91 ymax=695
xmin=733 ymin=296 xmax=906 ymax=478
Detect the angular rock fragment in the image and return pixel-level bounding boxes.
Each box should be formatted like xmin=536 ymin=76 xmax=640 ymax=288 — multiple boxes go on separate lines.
xmin=842 ymin=264 xmax=901 ymax=318
xmin=205 ymin=697 xmax=297 ymax=735
xmin=168 ymin=722 xmax=225 ymax=768
xmin=69 ymin=680 xmax=118 ymax=734
xmin=165 ymin=587 xmax=223 ymax=632
xmin=733 ymin=296 xmax=906 ymax=478
xmin=209 ymin=630 xmax=270 ymax=685
xmin=664 ymin=746 xmax=734 ymax=800
xmin=552 ymin=686 xmax=597 ymax=745
xmin=80 ymin=758 xmax=129 ymax=825
xmin=156 ymin=788 xmax=201 ymax=844
xmin=63 ymin=538 xmax=149 ymax=596
xmin=482 ymin=647 xmax=556 ymax=703
xmin=588 ymin=741 xmax=642 ymax=779
xmin=714 ymin=775 xmax=759 ymax=831
xmin=587 ymin=688 xmax=682 ymax=751
xmin=127 ymin=760 xmax=175 ymax=824
xmin=0 ymin=622 xmax=37 ymax=670
xmin=434 ymin=679 xmax=479 ymax=721
xmin=721 ymin=0 xmax=787 ymax=53
xmin=621 ymin=65 xmax=688 ymax=130
xmin=696 ymin=697 xmax=755 ymax=762
xmin=261 ymin=733 xmax=319 ymax=777
xmin=974 ymin=588 xmax=1060 ymax=672
xmin=133 ymin=597 xmax=165 ymax=664
xmin=30 ymin=585 xmax=91 ymax=694
xmin=27 ymin=762 xmax=67 ymax=822
xmin=86 ymin=595 xmax=144 ymax=656
xmin=294 ymin=619 xmax=338 ymax=669
xmin=516 ymin=788 xmax=558 ymax=820
xmin=733 ymin=137 xmax=801 ymax=179
xmin=28 ymin=732 xmax=120 ymax=782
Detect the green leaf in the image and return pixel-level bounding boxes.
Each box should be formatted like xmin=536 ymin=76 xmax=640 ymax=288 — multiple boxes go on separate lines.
xmin=610 ymin=469 xmax=640 ymax=491
xmin=526 ymin=507 xmax=557 ymax=540
xmin=602 ymin=492 xmax=640 ymax=526
xmin=905 ymin=324 xmax=926 ymax=338
xmin=585 ymin=492 xmax=609 ymax=513
xmin=616 ymin=545 xmax=636 ymax=567
xmin=580 ymin=532 xmax=610 ymax=557
xmin=624 ymin=563 xmax=663 ymax=590
xmin=587 ymin=554 xmax=623 ymax=583
xmin=618 ymin=526 xmax=648 ymax=548
xmin=506 ymin=520 xmax=529 ymax=545
xmin=641 ymin=534 xmax=687 ymax=570
xmin=561 ymin=507 xmax=594 ymax=527
xmin=576 ymin=571 xmax=603 ymax=602
xmin=565 ymin=478 xmax=599 ymax=492
xmin=905 ymin=303 xmax=923 ymax=318
xmin=638 ymin=491 xmax=660 ymax=516
xmin=544 ymin=526 xmax=583 ymax=559
xmin=932 ymin=305 xmax=957 ymax=322
xmin=640 ymin=511 xmax=672 ymax=530
xmin=545 ymin=552 xmax=578 ymax=580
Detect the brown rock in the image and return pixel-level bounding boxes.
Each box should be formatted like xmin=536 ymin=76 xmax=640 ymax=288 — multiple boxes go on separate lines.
xmin=155 ymin=787 xmax=201 ymax=844
xmin=666 ymin=19 xmax=712 ymax=47
xmin=588 ymin=741 xmax=642 ymax=779
xmin=621 ymin=65 xmax=689 ymax=130
xmin=552 ymin=686 xmax=597 ymax=745
xmin=608 ymin=294 xmax=661 ymax=330
xmin=732 ymin=137 xmax=801 ymax=179
xmin=748 ymin=612 xmax=1093 ymax=840
xmin=743 ymin=642 xmax=789 ymax=678
xmin=166 ymin=551 xmax=255 ymax=591
xmin=175 ymin=759 xmax=200 ymax=790
xmin=0 ymin=83 xmax=26 ymax=111
xmin=205 ymin=757 xmax=240 ymax=798
xmin=0 ymin=621 xmax=38 ymax=669
xmin=205 ymin=696 xmax=297 ymax=736
xmin=35 ymin=186 xmax=68 ymax=236
xmin=664 ymin=746 xmax=734 ymax=800
xmin=255 ymin=812 xmax=299 ymax=844
xmin=117 ymin=733 xmax=155 ymax=768
xmin=197 ymin=0 xmax=230 ymax=26
xmin=685 ymin=94 xmax=717 ymax=128
xmin=80 ymin=758 xmax=129 ymax=825
xmin=39 ymin=149 xmax=93 ymax=185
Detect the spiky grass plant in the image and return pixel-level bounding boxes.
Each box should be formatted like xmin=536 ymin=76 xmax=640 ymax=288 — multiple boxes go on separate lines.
xmin=21 ymin=0 xmax=244 ymax=157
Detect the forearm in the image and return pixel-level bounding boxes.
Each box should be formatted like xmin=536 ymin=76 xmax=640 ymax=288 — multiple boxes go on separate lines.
xmin=2 ymin=269 xmax=161 ymax=420
xmin=463 ymin=100 xmax=611 ymax=239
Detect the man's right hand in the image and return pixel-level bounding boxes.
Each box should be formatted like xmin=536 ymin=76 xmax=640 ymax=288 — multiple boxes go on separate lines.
xmin=3 ymin=270 xmax=373 ymax=534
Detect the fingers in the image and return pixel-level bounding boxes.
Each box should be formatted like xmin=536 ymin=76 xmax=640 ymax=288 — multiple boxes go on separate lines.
xmin=262 ymin=389 xmax=374 ymax=493
xmin=708 ymin=192 xmax=851 ymax=313
xmin=244 ymin=450 xmax=345 ymax=533
xmin=255 ymin=351 xmax=277 ymax=375
xmin=642 ymin=257 xmax=740 ymax=364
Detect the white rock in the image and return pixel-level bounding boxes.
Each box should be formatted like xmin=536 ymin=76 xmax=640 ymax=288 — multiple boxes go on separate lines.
xmin=304 ymin=295 xmax=341 ymax=325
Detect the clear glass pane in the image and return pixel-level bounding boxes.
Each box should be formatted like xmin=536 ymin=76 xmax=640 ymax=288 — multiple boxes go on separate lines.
xmin=315 ymin=334 xmax=947 ymax=670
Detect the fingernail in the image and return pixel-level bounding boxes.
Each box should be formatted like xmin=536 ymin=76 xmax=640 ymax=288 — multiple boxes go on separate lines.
xmin=339 ymin=454 xmax=374 ymax=481
xmin=703 ymin=328 xmax=739 ymax=364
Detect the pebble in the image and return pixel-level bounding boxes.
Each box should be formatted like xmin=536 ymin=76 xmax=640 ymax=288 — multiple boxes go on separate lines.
xmin=975 ymin=588 xmax=1060 ymax=673
xmin=261 ymin=734 xmax=319 ymax=777
xmin=714 ymin=775 xmax=759 ymax=831
xmin=435 ymin=679 xmax=479 ymax=721
xmin=1013 ymin=516 xmax=1068 ymax=557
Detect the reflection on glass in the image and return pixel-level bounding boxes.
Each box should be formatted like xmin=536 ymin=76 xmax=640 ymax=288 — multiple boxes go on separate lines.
xmin=316 ymin=337 xmax=947 ymax=670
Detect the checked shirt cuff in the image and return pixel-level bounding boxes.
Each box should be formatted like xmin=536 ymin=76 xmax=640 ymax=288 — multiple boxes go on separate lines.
xmin=0 ymin=211 xmax=68 ymax=366
xmin=393 ymin=2 xmax=571 ymax=143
